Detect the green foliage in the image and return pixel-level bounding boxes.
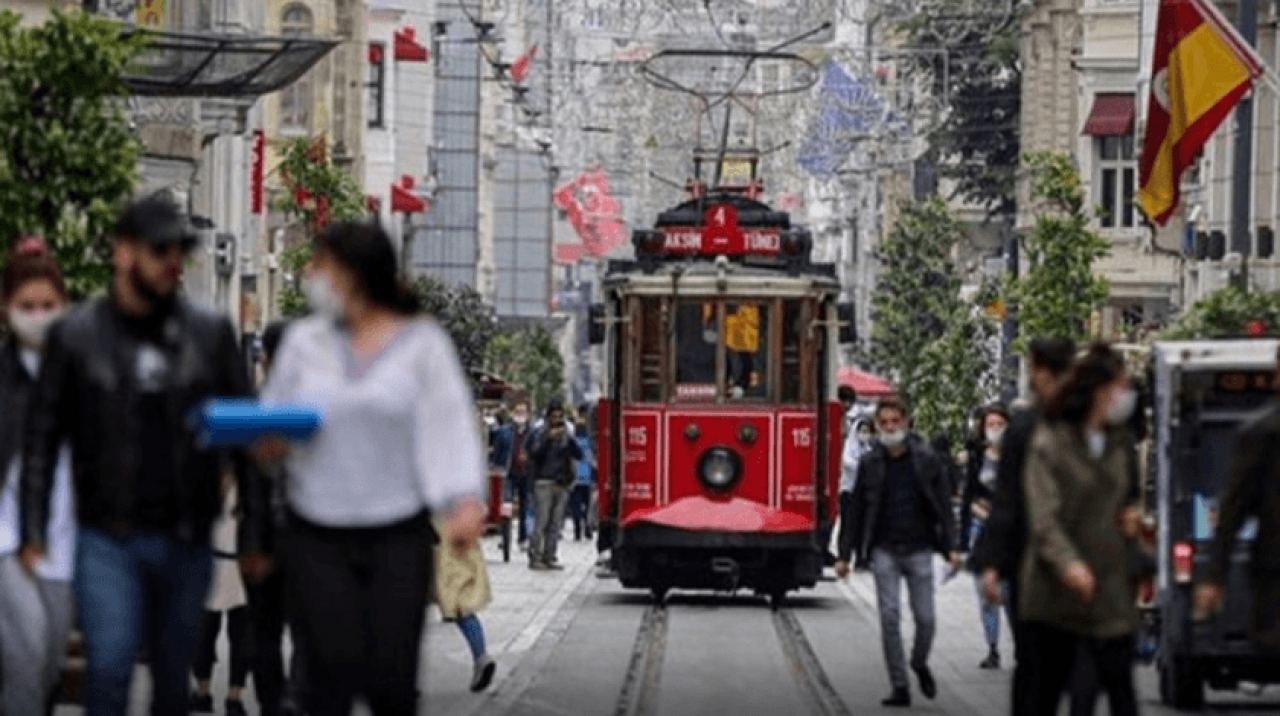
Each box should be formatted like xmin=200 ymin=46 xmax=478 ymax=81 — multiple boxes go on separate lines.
xmin=866 ymin=198 xmax=998 ymax=441
xmin=901 ymin=2 xmax=1023 ymax=217
xmin=1006 ymin=152 xmax=1111 ymax=351
xmin=271 ymin=136 xmax=367 ymax=316
xmin=483 ymin=325 xmax=565 ymax=412
xmin=1162 ymin=284 xmax=1280 ymax=339
xmin=0 ymin=10 xmax=148 ymax=296
xmin=412 ymin=274 xmax=497 ymax=373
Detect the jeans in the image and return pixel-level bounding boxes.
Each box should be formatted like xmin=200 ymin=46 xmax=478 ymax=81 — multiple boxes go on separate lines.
xmin=75 ymin=527 xmax=213 ymax=716
xmin=509 ymin=475 xmax=534 ymax=543
xmin=531 ymin=482 xmax=570 ymax=564
xmin=286 ymin=511 xmax=432 ymax=716
xmin=569 ymin=484 xmax=593 ymax=539
xmin=1020 ymin=621 xmax=1137 ymax=716
xmin=870 ymin=545 xmax=937 ymax=690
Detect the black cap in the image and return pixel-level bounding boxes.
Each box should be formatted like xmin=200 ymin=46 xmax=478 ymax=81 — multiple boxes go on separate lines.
xmin=114 ymin=196 xmax=197 ymax=248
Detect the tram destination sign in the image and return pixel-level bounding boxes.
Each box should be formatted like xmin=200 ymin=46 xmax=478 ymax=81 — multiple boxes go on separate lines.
xmin=660 ymin=203 xmax=781 ymax=257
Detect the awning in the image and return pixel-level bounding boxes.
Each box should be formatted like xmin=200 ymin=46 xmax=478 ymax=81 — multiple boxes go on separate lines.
xmin=836 ymin=367 xmax=894 ymax=398
xmin=394 ymin=26 xmax=430 ymax=62
xmin=122 ymin=30 xmax=338 ymax=97
xmin=391 ymin=176 xmax=428 ymax=214
xmin=1081 ymin=93 xmax=1135 ymax=136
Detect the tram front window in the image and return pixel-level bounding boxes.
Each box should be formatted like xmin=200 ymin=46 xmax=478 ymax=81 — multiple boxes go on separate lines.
xmin=673 ymin=300 xmax=770 ymax=401
xmin=675 ymin=302 xmax=718 ymax=394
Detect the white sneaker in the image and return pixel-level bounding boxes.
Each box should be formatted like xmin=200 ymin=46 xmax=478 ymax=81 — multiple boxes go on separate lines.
xmin=471 ymin=654 xmax=496 ymax=692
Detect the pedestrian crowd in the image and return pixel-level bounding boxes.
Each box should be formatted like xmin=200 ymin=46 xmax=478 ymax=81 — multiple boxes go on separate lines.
xmin=835 ymin=335 xmax=1280 ymax=715
xmin=0 ymin=202 xmax=493 ymax=716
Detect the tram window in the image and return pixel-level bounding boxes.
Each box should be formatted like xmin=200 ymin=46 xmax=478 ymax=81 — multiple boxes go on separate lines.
xmin=675 ymin=301 xmax=718 ymax=394
xmin=636 ymin=297 xmax=666 ymax=402
xmin=725 ymin=301 xmax=769 ymax=400
xmin=781 ymin=300 xmax=804 ymax=402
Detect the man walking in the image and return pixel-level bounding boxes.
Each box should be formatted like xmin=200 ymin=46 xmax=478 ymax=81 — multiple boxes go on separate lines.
xmin=525 ymin=400 xmax=582 ymax=570
xmin=507 ymin=402 xmax=534 ymax=548
xmin=19 ymin=197 xmax=264 ymax=716
xmin=970 ymin=337 xmax=1075 ymax=716
xmin=835 ymin=397 xmax=960 ymax=707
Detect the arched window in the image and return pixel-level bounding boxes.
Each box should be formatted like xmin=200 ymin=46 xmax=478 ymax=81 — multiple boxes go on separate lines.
xmin=279 ymin=4 xmax=314 ymax=132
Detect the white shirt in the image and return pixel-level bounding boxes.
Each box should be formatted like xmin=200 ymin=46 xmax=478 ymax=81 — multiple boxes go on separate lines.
xmin=840 ymin=429 xmax=867 ymax=494
xmin=261 ymin=316 xmax=486 ymax=527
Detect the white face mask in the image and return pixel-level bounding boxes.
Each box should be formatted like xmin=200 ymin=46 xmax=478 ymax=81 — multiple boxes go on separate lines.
xmin=7 ymin=307 xmax=62 ymax=349
xmin=986 ymin=426 xmax=1006 ymax=447
xmin=1105 ymin=387 xmax=1138 ymax=426
xmin=302 ymin=274 xmax=346 ymax=320
xmin=857 ymin=430 xmax=872 ymax=444
xmin=879 ymin=430 xmax=907 ymax=449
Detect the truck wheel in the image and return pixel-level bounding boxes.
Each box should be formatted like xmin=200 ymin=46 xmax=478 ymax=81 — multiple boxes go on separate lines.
xmin=1159 ymin=657 xmax=1204 ymax=710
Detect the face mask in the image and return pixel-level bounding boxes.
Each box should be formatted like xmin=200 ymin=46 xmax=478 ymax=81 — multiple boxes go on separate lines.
xmin=986 ymin=426 xmax=1006 ymax=447
xmin=303 ymin=274 xmax=345 ymax=320
xmin=8 ymin=308 xmax=62 ymax=349
xmin=857 ymin=431 xmax=872 ymax=444
xmin=879 ymin=430 xmax=907 ymax=449
xmin=1105 ymin=387 xmax=1138 ymax=426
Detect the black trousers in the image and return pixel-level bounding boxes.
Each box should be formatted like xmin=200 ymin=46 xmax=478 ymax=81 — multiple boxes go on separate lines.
xmin=1020 ymin=621 xmax=1137 ymax=716
xmin=247 ymin=564 xmax=308 ymax=716
xmin=192 ymin=606 xmax=254 ymax=687
xmin=286 ymin=511 xmax=433 ymax=716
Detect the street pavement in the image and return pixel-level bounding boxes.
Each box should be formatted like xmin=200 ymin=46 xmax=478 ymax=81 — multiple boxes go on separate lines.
xmin=54 ymin=530 xmax=1280 ymax=715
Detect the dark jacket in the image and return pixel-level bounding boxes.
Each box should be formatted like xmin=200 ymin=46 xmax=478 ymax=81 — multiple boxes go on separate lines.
xmin=959 ymin=443 xmax=1000 ymax=552
xmin=837 ymin=435 xmax=956 ymax=564
xmin=489 ymin=422 xmax=514 ymax=471
xmin=0 ymin=342 xmax=36 ymax=491
xmin=1020 ymin=421 xmax=1140 ymax=638
xmin=526 ymin=424 xmax=584 ymax=485
xmin=1208 ymin=402 xmax=1280 ymax=651
xmin=21 ymin=297 xmax=263 ymax=551
xmin=971 ymin=406 xmax=1038 ymax=577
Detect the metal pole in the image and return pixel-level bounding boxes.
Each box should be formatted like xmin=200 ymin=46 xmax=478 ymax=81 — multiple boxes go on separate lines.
xmin=1231 ymin=0 xmax=1257 ymax=289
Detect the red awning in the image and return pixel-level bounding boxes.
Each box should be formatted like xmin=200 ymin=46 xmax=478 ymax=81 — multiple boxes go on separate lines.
xmin=1081 ymin=94 xmax=1135 ymax=136
xmin=836 ymin=367 xmax=894 ymax=398
xmin=394 ymin=26 xmax=429 ymax=62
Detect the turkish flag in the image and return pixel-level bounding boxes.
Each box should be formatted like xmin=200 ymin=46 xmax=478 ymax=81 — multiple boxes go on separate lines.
xmin=1138 ymin=0 xmax=1263 ymax=226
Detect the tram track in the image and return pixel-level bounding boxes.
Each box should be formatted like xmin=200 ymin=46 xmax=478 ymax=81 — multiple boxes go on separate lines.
xmin=613 ymin=598 xmax=853 ymax=716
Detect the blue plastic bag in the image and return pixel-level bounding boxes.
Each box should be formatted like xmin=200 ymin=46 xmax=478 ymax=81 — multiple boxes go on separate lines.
xmin=191 ymin=399 xmax=322 ymax=448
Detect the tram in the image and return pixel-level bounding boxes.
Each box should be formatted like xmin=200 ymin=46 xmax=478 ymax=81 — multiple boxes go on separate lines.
xmin=590 ymin=147 xmax=854 ymax=605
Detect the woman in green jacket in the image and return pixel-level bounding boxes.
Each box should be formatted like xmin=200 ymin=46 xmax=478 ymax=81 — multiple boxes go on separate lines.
xmin=1020 ymin=344 xmax=1143 ymax=716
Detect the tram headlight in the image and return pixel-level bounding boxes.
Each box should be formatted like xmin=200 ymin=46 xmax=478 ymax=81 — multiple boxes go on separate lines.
xmin=698 ymin=447 xmax=742 ymax=492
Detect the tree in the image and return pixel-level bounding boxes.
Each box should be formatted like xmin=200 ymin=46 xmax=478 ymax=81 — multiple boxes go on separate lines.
xmin=412 ymin=274 xmax=498 ymax=374
xmin=1162 ymin=284 xmax=1280 ymax=339
xmin=0 ymin=10 xmax=147 ymax=296
xmin=900 ymin=3 xmax=1023 ymax=218
xmin=272 ymin=136 xmax=367 ymax=316
xmin=866 ymin=198 xmax=997 ymax=440
xmin=1005 ymin=152 xmax=1111 ymax=352
xmin=483 ymin=325 xmax=565 ymax=412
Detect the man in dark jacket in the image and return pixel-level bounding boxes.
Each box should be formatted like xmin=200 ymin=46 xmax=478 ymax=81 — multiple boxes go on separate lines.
xmin=525 ymin=400 xmax=583 ymax=570
xmin=835 ymin=397 xmax=960 ymax=707
xmin=1194 ymin=346 xmax=1280 ymax=653
xmin=507 ymin=401 xmax=534 ymax=547
xmin=19 ymin=198 xmax=264 ymax=716
xmin=970 ymin=336 xmax=1075 ymax=716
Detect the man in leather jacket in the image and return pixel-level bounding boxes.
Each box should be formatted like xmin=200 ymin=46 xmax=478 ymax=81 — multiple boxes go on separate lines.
xmin=835 ymin=397 xmax=960 ymax=708
xmin=19 ymin=197 xmax=264 ymax=716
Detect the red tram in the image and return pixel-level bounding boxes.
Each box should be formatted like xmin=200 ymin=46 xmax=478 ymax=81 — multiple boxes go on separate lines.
xmin=591 ymin=149 xmax=854 ymax=605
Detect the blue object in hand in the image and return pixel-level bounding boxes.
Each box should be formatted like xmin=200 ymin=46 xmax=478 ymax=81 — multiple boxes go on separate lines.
xmin=192 ymin=399 xmax=322 ymax=448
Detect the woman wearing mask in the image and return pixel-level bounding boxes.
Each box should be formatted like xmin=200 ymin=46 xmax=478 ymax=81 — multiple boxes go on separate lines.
xmin=255 ymin=221 xmax=486 ymax=715
xmin=0 ymin=238 xmax=76 ymax=715
xmin=1020 ymin=344 xmax=1143 ymax=716
xmin=959 ymin=404 xmax=1011 ymax=669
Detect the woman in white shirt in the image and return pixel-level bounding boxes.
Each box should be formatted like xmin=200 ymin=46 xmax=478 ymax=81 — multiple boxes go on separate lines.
xmin=255 ymin=221 xmax=485 ymax=716
xmin=0 ymin=238 xmax=76 ymax=715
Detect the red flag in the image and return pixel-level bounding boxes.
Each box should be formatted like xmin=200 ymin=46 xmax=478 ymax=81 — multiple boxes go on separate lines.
xmin=1138 ymin=0 xmax=1264 ymax=225
xmin=510 ymin=44 xmax=539 ymax=84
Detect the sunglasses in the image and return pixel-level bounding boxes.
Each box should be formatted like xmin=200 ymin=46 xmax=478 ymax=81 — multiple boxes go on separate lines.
xmin=144 ymin=241 xmax=195 ymax=258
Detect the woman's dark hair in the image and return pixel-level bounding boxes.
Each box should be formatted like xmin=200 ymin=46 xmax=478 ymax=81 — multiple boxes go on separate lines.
xmin=315 ymin=221 xmax=418 ymax=315
xmin=837 ymin=385 xmax=858 ymax=404
xmin=1044 ymin=343 xmax=1125 ymax=425
xmin=2 ymin=237 xmax=67 ymax=303
xmin=1029 ymin=337 xmax=1077 ymax=376
xmin=971 ymin=403 xmax=1011 ymax=444
xmin=261 ymin=320 xmax=291 ymax=365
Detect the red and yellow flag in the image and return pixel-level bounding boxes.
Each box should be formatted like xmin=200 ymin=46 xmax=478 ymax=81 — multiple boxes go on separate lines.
xmin=1138 ymin=0 xmax=1264 ymax=226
